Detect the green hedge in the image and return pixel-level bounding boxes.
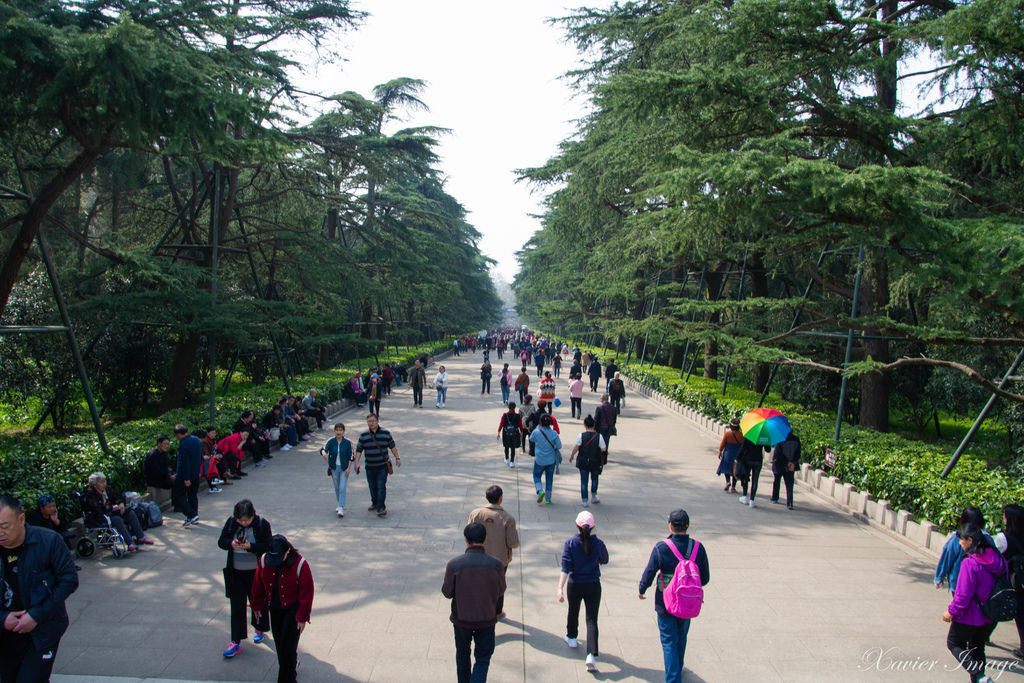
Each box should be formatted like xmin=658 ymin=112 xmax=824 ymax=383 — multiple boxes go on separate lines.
xmin=573 ymin=343 xmax=1024 ymax=531
xmin=0 ymin=339 xmax=455 ymax=520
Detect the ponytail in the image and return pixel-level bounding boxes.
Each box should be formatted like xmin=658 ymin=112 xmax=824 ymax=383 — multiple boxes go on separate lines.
xmin=578 ymin=525 xmax=592 ymax=556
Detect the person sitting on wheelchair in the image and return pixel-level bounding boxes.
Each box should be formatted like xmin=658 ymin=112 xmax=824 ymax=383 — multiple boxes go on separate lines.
xmin=81 ymin=472 xmax=153 ymax=552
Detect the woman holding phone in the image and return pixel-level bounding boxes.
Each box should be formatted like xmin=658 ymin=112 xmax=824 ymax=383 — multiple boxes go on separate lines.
xmin=218 ymin=499 xmax=273 ymax=658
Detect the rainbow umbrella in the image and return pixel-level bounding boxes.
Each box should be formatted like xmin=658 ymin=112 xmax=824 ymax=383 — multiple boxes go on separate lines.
xmin=739 ymin=408 xmax=791 ymax=446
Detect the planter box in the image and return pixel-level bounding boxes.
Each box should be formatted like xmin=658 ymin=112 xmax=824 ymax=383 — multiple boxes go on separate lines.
xmin=833 ymin=482 xmax=853 ymax=507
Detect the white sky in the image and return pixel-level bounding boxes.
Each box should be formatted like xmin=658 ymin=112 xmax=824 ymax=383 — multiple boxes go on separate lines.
xmin=293 ymin=1 xmax=601 ymax=282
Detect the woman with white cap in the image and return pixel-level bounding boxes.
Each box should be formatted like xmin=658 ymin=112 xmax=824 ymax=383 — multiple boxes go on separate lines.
xmin=557 ymin=510 xmax=609 ymax=672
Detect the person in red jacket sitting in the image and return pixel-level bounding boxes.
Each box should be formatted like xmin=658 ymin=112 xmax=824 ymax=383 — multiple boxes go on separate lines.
xmin=251 ymin=535 xmax=314 ymax=683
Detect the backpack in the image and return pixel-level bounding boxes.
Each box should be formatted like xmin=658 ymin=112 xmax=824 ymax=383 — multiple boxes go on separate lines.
xmin=502 ymin=415 xmax=522 ymax=448
xmin=660 ymin=539 xmax=704 ymax=619
xmin=143 ymin=501 xmax=163 ymax=527
xmin=1010 ymin=553 xmax=1024 ymax=593
xmin=977 ymin=564 xmax=1019 ymax=622
xmin=500 ymin=373 xmax=509 ymax=387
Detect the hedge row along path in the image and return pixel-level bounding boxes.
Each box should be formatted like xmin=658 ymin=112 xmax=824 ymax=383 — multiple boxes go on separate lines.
xmin=51 ymin=353 xmax=1018 ymax=682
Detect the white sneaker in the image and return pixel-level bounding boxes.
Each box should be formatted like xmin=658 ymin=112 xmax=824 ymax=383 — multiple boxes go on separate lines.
xmin=441 ymin=402 xmax=446 ymax=407
xmin=508 ymin=461 xmax=515 ymax=468
xmin=209 ymin=486 xmax=223 ymax=493
xmin=591 ymin=496 xmax=600 ymax=504
xmin=436 ymin=403 xmax=440 ymax=408
xmin=585 ymin=653 xmax=597 ymax=672
xmin=336 ymin=507 xmax=345 ymax=518
xmin=211 ymin=478 xmax=225 ymax=485
xmin=281 ymin=444 xmax=292 ymax=451
xmin=504 ymin=458 xmax=509 ymax=466
xmin=748 ymin=499 xmax=756 ymax=508
xmin=564 ymin=635 xmax=578 ymax=648
xmin=738 ymin=496 xmax=749 ymax=504
xmin=581 ymin=500 xmax=589 ymax=507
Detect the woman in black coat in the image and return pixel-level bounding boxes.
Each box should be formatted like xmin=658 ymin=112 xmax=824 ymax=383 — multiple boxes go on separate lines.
xmin=235 ymin=410 xmax=271 ymax=465
xmin=218 ymin=499 xmax=273 ymax=658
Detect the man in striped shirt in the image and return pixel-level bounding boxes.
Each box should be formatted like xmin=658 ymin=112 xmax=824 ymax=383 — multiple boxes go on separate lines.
xmin=352 ymin=414 xmax=401 ymax=517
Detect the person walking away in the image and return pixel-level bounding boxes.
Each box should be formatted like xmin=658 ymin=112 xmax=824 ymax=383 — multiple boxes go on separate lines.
xmin=593 ymin=395 xmax=617 ymax=459
xmin=604 ymin=360 xmax=618 ymax=394
xmin=534 ymin=348 xmax=545 ymax=378
xmin=480 ymin=360 xmax=492 ymax=396
xmin=570 ymin=416 xmax=607 ymax=507
xmin=735 ymin=438 xmax=769 ymax=508
xmin=251 ymin=535 xmax=313 ymax=683
xmin=558 ymin=511 xmax=609 ymax=673
xmin=587 ymin=357 xmax=602 ymax=392
xmin=995 ymin=505 xmax=1024 ymax=661
xmin=717 ymin=419 xmax=743 ymax=492
xmin=218 ymin=499 xmax=272 ymax=658
xmin=409 ymin=359 xmax=427 ymax=408
xmin=530 ymin=414 xmax=562 ymax=505
xmin=453 ymin=339 xmax=460 ymax=356
xmin=173 ymin=423 xmax=202 ymax=526
xmin=352 ymin=414 xmax=401 ymax=517
xmin=0 ymin=495 xmax=79 ymax=683
xmin=498 ymin=363 xmax=513 ymax=404
xmin=382 ymin=365 xmax=394 ymax=395
xmin=568 ymin=376 xmax=584 ymax=419
xmin=442 ymin=523 xmax=505 ymax=683
xmin=638 ymin=509 xmax=711 ymax=683
xmin=942 ymin=523 xmax=1006 ymax=683
xmin=515 ymin=368 xmax=530 ymax=404
xmin=320 ymin=423 xmax=353 ymax=518
xmin=608 ymin=372 xmax=626 ymax=414
xmin=552 ymin=353 xmax=562 ymax=378
xmin=497 ymin=403 xmax=523 ymax=468
xmin=434 ymin=365 xmax=449 ymax=408
xmin=520 ymin=396 xmax=539 ymax=458
xmin=367 ymin=373 xmax=382 ymax=417
xmin=539 ymin=372 xmax=556 ymax=415
xmin=770 ymin=431 xmax=801 ymax=509
xmin=468 ymin=486 xmax=519 ymax=619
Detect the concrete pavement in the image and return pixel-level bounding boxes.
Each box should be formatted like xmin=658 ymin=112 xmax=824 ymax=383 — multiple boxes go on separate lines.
xmin=51 ymin=352 xmax=1024 ymax=682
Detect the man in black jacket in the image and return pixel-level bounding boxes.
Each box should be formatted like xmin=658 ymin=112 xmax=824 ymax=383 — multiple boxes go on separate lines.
xmin=442 ymin=523 xmax=505 ymax=683
xmin=0 ymin=494 xmax=79 ymax=682
xmin=142 ymin=435 xmax=175 ymax=490
xmin=594 ymin=395 xmax=617 ymax=460
xmin=770 ymin=431 xmax=802 ymax=510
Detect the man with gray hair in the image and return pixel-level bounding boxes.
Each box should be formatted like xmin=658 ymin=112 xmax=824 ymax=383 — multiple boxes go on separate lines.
xmin=300 ymin=389 xmax=326 ymax=430
xmin=0 ymin=494 xmax=79 ymax=682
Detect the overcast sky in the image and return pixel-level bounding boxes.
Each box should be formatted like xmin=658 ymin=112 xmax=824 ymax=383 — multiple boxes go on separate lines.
xmin=293 ymin=1 xmax=600 ymax=282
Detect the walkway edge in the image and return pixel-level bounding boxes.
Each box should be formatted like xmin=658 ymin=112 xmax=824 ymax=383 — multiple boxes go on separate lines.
xmin=621 ymin=374 xmax=943 ymax=559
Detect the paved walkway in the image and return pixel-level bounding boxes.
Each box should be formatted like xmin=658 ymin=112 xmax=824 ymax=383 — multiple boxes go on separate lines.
xmin=52 ymin=353 xmax=1024 ymax=682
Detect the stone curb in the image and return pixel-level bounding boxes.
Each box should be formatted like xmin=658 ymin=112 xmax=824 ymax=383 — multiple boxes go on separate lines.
xmin=620 ymin=374 xmax=943 ymax=558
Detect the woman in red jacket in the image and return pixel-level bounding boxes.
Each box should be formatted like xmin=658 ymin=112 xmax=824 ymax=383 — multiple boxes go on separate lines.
xmin=251 ymin=535 xmax=314 ymax=683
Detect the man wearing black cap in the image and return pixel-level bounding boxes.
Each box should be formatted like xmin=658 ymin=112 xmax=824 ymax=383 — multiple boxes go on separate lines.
xmin=442 ymin=522 xmax=505 ymax=683
xmin=638 ymin=509 xmax=710 ymax=683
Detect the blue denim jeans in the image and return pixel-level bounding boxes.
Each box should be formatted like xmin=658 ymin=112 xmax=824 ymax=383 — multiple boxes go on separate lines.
xmin=579 ymin=469 xmax=599 ymax=502
xmin=500 ymin=384 xmax=511 ymax=403
xmin=657 ymin=612 xmax=691 ymax=683
xmin=331 ymin=468 xmax=348 ymax=508
xmin=533 ymin=463 xmax=555 ymax=502
xmin=365 ymin=465 xmax=388 ymax=511
xmin=436 ymin=387 xmax=447 ymax=405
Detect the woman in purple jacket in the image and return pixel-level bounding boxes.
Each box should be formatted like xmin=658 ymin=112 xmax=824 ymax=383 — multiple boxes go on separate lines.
xmin=942 ymin=523 xmax=1007 ymax=683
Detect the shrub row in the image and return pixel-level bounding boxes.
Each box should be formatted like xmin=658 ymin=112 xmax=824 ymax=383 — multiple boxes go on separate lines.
xmin=0 ymin=339 xmax=455 ymax=520
xmin=577 ymin=346 xmax=1024 ymax=531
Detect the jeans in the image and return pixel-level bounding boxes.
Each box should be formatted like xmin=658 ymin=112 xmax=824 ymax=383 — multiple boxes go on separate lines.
xmin=533 ymin=463 xmax=555 ymax=502
xmin=611 ymin=394 xmax=622 ymax=414
xmin=553 ymin=366 xmax=560 ymax=378
xmin=331 ymin=468 xmax=349 ymax=508
xmin=0 ymin=633 xmax=58 ymax=683
xmin=365 ymin=465 xmax=388 ymax=510
xmin=481 ymin=377 xmax=491 ymax=393
xmin=500 ymin=384 xmax=510 ymax=403
xmin=570 ymin=397 xmax=582 ymax=418
xmin=946 ymin=620 xmax=997 ymax=683
xmin=740 ymin=462 xmax=763 ymax=500
xmin=579 ymin=469 xmax=599 ymax=502
xmin=657 ymin=612 xmax=691 ymax=683
xmin=436 ymin=387 xmax=447 ymax=405
xmin=771 ymin=470 xmax=795 ymax=506
xmin=172 ymin=478 xmax=199 ymax=519
xmin=413 ymin=385 xmax=423 ymax=405
xmin=228 ymin=568 xmax=258 ymax=643
xmin=453 ymin=625 xmax=495 ymax=683
xmin=566 ymin=581 xmax=601 ymax=655
xmin=269 ymin=604 xmax=301 ymax=683
xmin=112 ymin=509 xmax=145 ymax=543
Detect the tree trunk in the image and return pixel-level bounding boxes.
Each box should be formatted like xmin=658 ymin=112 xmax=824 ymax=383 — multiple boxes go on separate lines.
xmin=748 ymin=254 xmax=771 ymax=392
xmin=858 ymin=256 xmax=890 ymax=431
xmin=318 ymin=343 xmax=331 ymax=370
xmin=160 ymin=333 xmax=201 ymax=412
xmin=702 ymin=268 xmax=723 ymax=379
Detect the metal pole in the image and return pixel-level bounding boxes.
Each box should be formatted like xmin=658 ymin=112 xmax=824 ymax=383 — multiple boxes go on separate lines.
xmin=640 ymin=273 xmax=662 ymax=366
xmin=36 ymin=229 xmax=110 ymax=453
xmin=834 ymin=245 xmax=865 ymax=441
xmin=207 ymin=169 xmax=221 ymax=423
xmin=941 ymin=347 xmax=1024 ymax=478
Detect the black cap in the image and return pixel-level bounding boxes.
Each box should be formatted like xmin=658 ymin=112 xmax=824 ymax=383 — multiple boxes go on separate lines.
xmin=668 ymin=509 xmax=689 ymax=529
xmin=265 ymin=534 xmax=290 ymax=566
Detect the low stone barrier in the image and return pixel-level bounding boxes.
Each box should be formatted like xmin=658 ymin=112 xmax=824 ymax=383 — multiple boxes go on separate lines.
xmin=621 ymin=373 xmax=943 ymax=558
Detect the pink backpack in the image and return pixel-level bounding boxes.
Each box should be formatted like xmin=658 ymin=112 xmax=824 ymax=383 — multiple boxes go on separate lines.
xmin=661 ymin=539 xmax=704 ymax=619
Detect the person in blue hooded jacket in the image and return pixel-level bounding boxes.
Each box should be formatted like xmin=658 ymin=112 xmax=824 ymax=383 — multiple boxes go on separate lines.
xmin=935 ymin=507 xmax=992 ymax=593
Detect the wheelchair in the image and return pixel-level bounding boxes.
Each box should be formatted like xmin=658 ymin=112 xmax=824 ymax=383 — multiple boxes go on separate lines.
xmin=73 ymin=493 xmax=130 ymax=559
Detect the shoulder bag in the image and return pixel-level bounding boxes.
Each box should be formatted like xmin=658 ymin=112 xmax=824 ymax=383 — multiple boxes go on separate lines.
xmin=538 ymin=428 xmax=562 ymax=465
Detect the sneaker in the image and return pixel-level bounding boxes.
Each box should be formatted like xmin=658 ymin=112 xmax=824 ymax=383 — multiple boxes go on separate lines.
xmin=544 ymin=500 xmax=552 ymax=505
xmin=302 ymin=433 xmax=313 ymax=440
xmin=738 ymin=496 xmax=749 ymax=504
xmin=337 ymin=507 xmax=344 ymax=518
xmin=537 ymin=490 xmax=545 ymax=503
xmin=209 ymin=486 xmax=223 ymax=493
xmin=582 ymin=500 xmax=589 ymax=507
xmin=586 ymin=653 xmax=597 ymax=672
xmin=182 ymin=518 xmax=192 ymax=527
xmin=788 ymin=504 xmax=794 ymax=510
xmin=441 ymin=402 xmax=446 ymax=407
xmin=504 ymin=458 xmax=509 ymax=466
xmin=188 ymin=515 xmax=200 ymax=525
xmin=281 ymin=444 xmax=292 ymax=451
xmin=436 ymin=403 xmax=440 ymax=408
xmin=377 ymin=508 xmax=387 ymax=517
xmin=508 ymin=461 xmax=515 ymax=468
xmin=223 ymin=642 xmax=241 ymax=658
xmin=255 ymin=461 xmax=267 ymax=468
xmin=211 ymin=478 xmax=225 ymax=485
xmin=591 ymin=496 xmax=600 ymax=504
xmin=748 ymin=499 xmax=755 ymax=508
xmin=771 ymin=498 xmax=780 ymax=504
xmin=564 ymin=635 xmax=578 ymax=648
xmin=253 ymin=631 xmax=266 ymax=644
